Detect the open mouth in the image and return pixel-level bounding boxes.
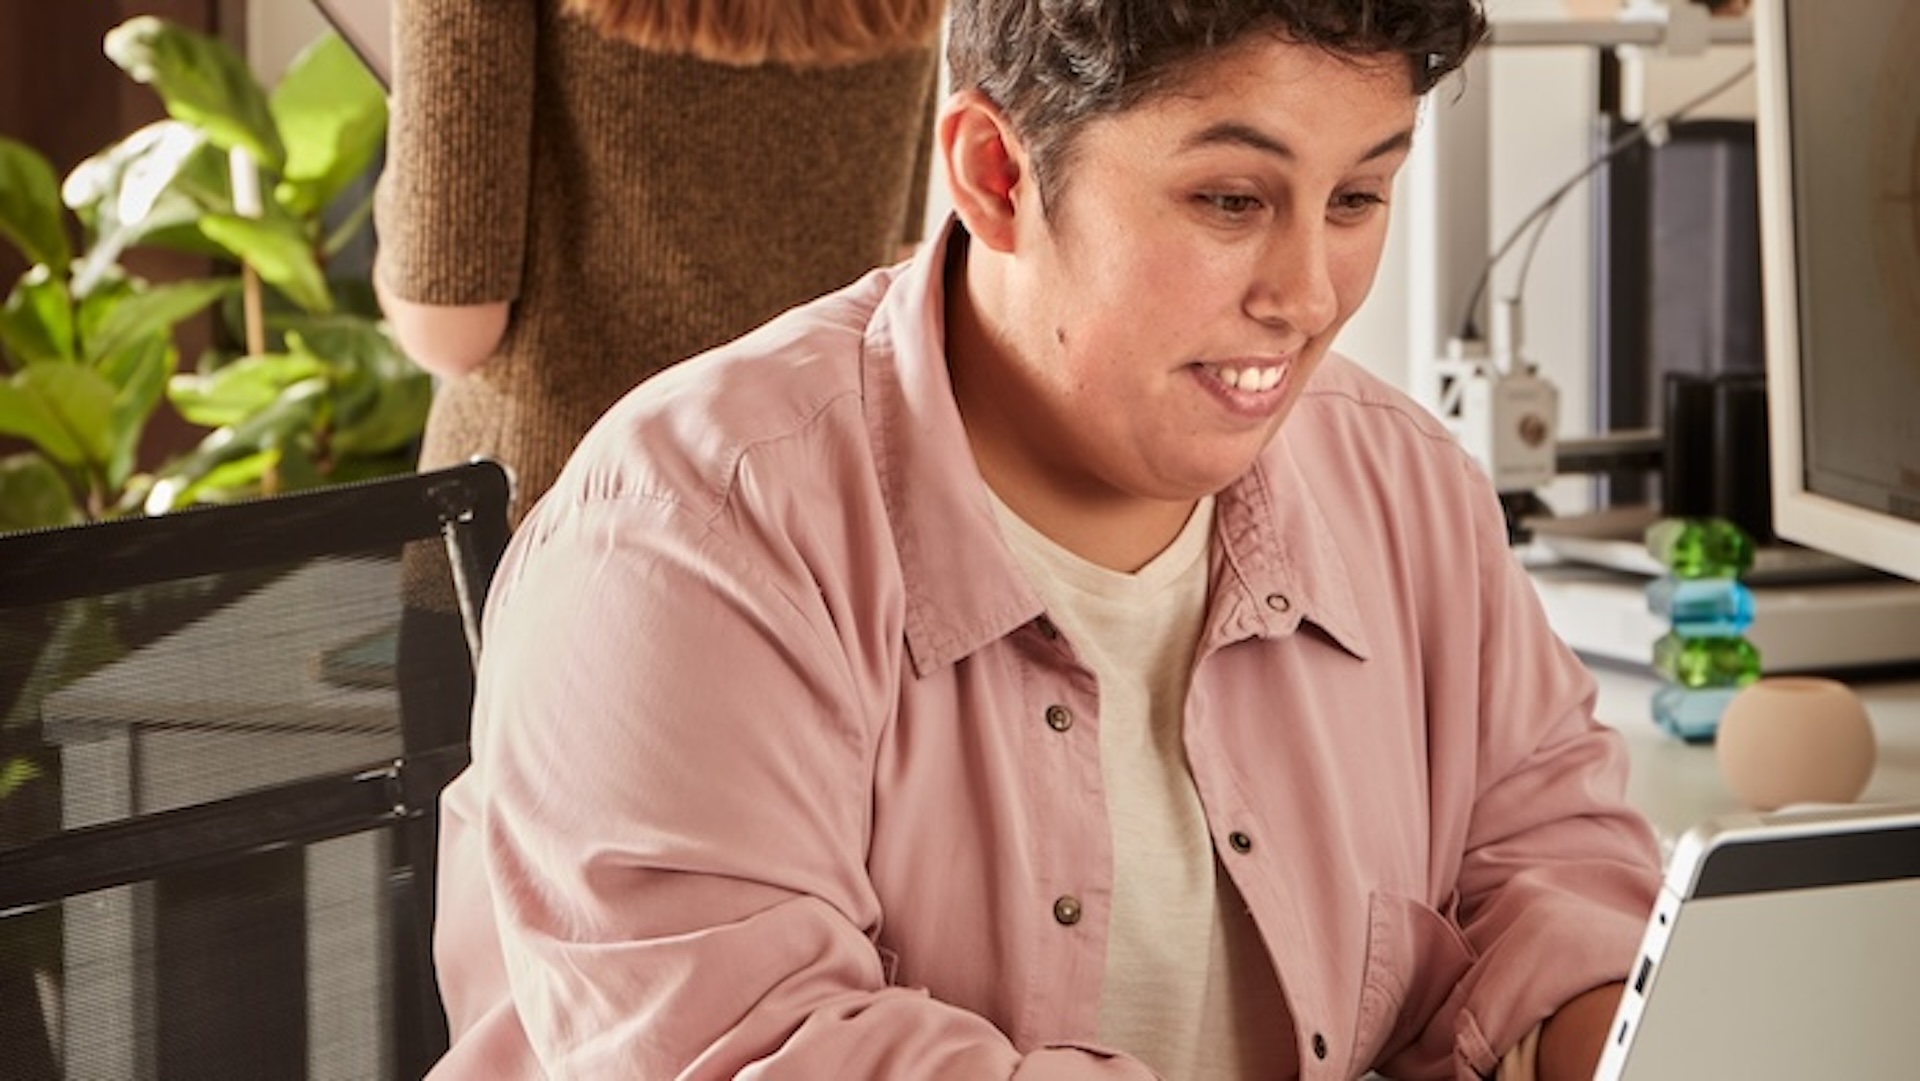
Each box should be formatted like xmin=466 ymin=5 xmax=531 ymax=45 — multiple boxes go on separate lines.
xmin=1203 ymin=362 xmax=1288 ymax=394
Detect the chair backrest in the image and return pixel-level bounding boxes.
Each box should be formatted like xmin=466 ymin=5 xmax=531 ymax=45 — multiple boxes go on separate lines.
xmin=0 ymin=459 xmax=511 ymax=1081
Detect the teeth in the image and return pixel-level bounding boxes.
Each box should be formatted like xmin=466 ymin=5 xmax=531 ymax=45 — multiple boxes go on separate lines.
xmin=1218 ymin=365 xmax=1282 ymax=392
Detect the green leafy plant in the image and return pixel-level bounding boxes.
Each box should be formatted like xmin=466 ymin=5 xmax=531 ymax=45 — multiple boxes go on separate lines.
xmin=0 ymin=132 xmax=235 ymax=527
xmin=0 ymin=15 xmax=427 ymax=532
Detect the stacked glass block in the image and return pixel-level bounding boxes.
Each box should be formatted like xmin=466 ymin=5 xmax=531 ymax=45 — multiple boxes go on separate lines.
xmin=1645 ymin=517 xmax=1762 ymax=742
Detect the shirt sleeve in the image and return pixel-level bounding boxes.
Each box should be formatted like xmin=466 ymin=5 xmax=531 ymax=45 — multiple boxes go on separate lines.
xmin=373 ymin=0 xmax=535 ymax=306
xmin=1390 ymin=460 xmax=1663 ymax=1080
xmin=465 ymin=494 xmax=1156 ymax=1078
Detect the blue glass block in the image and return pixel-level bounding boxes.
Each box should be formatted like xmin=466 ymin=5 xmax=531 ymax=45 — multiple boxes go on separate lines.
xmin=1652 ymin=684 xmax=1739 ymax=743
xmin=1646 ymin=577 xmax=1756 ymax=637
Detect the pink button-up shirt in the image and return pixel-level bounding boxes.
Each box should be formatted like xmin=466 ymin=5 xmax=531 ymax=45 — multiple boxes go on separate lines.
xmin=430 ymin=224 xmax=1662 ymax=1080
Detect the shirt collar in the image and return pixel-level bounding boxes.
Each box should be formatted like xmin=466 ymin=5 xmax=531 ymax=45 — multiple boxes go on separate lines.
xmin=865 ymin=218 xmax=1371 ymax=675
xmin=864 ymin=221 xmax=1046 ymax=677
xmin=1213 ymin=442 xmax=1372 ymax=661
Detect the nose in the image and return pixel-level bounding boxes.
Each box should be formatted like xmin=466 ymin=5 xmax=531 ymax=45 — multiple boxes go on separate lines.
xmin=1244 ymin=216 xmax=1340 ymax=339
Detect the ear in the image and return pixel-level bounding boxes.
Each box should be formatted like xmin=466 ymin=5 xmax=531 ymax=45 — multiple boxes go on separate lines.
xmin=939 ymin=89 xmax=1027 ymax=253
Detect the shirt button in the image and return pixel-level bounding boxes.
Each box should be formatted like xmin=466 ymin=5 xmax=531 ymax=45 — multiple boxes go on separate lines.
xmin=1052 ymin=895 xmax=1083 ymax=926
xmin=1311 ymin=1032 xmax=1328 ymax=1060
xmin=1228 ymin=831 xmax=1254 ymax=854
xmin=1044 ymin=705 xmax=1073 ymax=732
xmin=1265 ymin=593 xmax=1292 ymax=613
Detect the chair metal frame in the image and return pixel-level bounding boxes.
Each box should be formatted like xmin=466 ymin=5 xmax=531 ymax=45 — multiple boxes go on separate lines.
xmin=0 ymin=458 xmax=511 ymax=1078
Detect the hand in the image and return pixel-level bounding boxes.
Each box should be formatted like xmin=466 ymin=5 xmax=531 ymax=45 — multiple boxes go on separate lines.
xmin=1536 ymin=981 xmax=1625 ymax=1081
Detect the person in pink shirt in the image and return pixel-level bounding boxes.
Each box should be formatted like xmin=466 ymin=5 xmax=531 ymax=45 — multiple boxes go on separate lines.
xmin=429 ymin=1 xmax=1665 ymax=1077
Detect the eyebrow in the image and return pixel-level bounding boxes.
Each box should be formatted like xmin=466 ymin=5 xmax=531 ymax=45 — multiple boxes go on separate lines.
xmin=1179 ymin=121 xmax=1415 ymax=165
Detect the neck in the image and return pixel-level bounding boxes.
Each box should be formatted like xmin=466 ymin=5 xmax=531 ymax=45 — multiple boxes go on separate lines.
xmin=991 ymin=482 xmax=1201 ymax=574
xmin=944 ymin=226 xmax=1202 ymax=573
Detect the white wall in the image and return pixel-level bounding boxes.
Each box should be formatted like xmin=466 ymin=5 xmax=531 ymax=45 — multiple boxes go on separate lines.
xmin=1338 ymin=5 xmax=1606 ymax=513
xmin=1338 ymin=17 xmax=1603 ymax=393
xmin=248 ymin=1 xmax=331 ymax=85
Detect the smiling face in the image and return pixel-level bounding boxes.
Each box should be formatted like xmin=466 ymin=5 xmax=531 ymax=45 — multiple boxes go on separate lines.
xmin=942 ymin=32 xmax=1419 ymax=568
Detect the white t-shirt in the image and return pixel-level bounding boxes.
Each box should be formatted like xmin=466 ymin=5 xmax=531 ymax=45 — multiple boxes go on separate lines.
xmin=994 ymin=496 xmax=1296 ymax=1078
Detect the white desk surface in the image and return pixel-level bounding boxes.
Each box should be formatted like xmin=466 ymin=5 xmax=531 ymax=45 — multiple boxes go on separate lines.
xmin=1586 ymin=662 xmax=1920 ymax=849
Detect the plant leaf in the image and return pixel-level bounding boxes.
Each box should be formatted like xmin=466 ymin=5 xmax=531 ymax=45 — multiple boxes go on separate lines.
xmin=0 ymin=453 xmax=81 ymax=532
xmin=103 ymin=16 xmax=286 ymax=171
xmin=331 ymin=371 xmax=431 ymax=458
xmin=1 ymin=266 xmax=77 ymax=367
xmin=270 ymin=33 xmax=386 ymax=219
xmin=85 ymin=277 xmax=235 ymax=363
xmin=0 ymin=135 xmax=71 ymax=271
xmin=168 ymin=352 xmax=329 ymax=428
xmin=63 ymin=122 xmax=214 ymax=297
xmin=0 ymin=364 xmax=115 ymax=466
xmin=199 ymin=214 xmax=332 ymax=314
xmin=147 ymin=446 xmax=277 ymax=512
xmin=72 ymin=122 xmax=206 ymax=234
xmin=305 ymin=325 xmax=430 ymax=459
xmin=270 ymin=440 xmax=328 ymax=493
xmin=152 ymin=378 xmax=325 ymax=508
xmin=97 ymin=334 xmax=179 ymax=490
xmin=24 ymin=363 xmax=117 ymax=467
xmin=110 ymin=137 xmax=246 ymax=261
xmin=0 ymin=756 xmax=45 ymax=800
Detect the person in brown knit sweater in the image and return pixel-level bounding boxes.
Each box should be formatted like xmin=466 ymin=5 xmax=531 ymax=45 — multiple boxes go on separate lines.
xmin=374 ymin=0 xmax=945 ymax=527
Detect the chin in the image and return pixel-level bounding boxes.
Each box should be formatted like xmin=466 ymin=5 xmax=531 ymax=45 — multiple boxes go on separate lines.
xmin=1154 ymin=450 xmax=1271 ymax=500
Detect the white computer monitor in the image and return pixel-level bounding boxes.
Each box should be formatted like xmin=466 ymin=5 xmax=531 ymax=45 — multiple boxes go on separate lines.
xmin=1755 ymin=0 xmax=1920 ymax=584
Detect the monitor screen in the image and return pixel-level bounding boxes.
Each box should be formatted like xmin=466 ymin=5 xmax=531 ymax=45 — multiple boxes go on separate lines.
xmin=1756 ymin=0 xmax=1920 ymax=584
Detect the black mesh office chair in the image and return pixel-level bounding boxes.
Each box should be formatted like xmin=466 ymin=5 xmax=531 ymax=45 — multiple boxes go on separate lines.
xmin=0 ymin=459 xmax=510 ymax=1081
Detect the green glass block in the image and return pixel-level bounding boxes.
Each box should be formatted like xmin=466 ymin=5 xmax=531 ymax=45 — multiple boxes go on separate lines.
xmin=1651 ymin=684 xmax=1738 ymax=743
xmin=1644 ymin=517 xmax=1755 ymax=579
xmin=1646 ymin=577 xmax=1756 ymax=637
xmin=1652 ymin=632 xmax=1763 ymax=689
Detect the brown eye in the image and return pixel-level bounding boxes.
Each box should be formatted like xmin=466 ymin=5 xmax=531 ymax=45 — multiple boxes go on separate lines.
xmin=1201 ymin=193 xmax=1264 ymax=217
xmin=1329 ymin=190 xmax=1387 ymax=222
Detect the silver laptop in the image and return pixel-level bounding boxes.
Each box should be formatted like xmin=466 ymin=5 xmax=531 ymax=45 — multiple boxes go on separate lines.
xmin=1594 ymin=802 xmax=1920 ymax=1080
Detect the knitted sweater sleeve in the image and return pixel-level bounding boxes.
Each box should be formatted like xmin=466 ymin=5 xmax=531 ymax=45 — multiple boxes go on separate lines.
xmin=374 ymin=0 xmax=536 ymax=305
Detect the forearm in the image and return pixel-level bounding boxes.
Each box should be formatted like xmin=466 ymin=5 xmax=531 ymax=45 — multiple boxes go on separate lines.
xmin=374 ymin=266 xmax=510 ymax=378
xmin=374 ymin=0 xmax=533 ymax=365
xmin=1536 ymin=982 xmax=1624 ymax=1081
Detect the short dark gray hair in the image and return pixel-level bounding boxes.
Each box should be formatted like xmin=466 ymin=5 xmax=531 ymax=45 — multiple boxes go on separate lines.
xmin=947 ymin=0 xmax=1488 ymax=209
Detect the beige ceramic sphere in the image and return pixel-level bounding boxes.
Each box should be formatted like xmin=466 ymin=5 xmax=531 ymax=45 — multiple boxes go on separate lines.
xmin=1715 ymin=677 xmax=1878 ymax=811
